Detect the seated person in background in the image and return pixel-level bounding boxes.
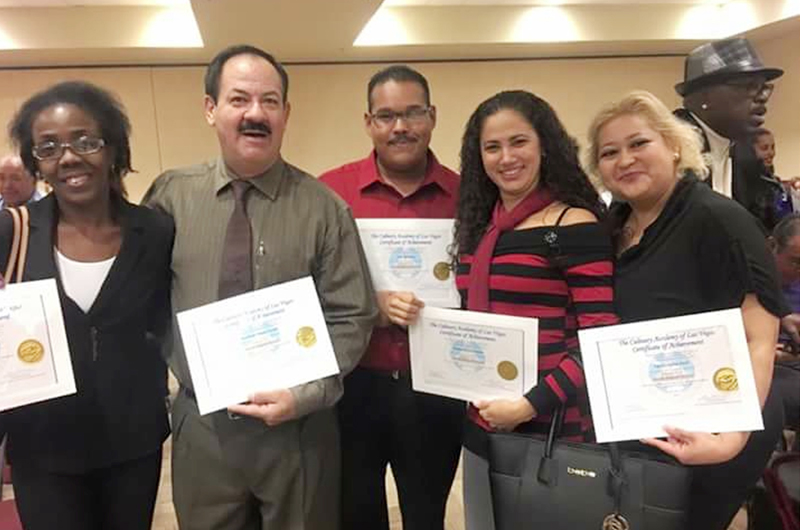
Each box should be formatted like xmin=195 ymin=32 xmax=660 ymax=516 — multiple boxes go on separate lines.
xmin=753 ymin=129 xmax=777 ymax=177
xmin=588 ymin=90 xmax=786 ymax=530
xmin=0 ymin=154 xmax=44 ymax=209
xmin=753 ymin=129 xmax=799 ymax=217
xmin=768 ymin=213 xmax=800 ymax=438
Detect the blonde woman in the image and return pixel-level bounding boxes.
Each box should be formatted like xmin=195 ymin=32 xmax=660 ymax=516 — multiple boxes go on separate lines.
xmin=587 ymin=90 xmax=785 ymax=530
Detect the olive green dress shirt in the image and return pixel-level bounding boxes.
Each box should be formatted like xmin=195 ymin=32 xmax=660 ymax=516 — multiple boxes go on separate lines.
xmin=143 ymin=157 xmax=377 ymax=418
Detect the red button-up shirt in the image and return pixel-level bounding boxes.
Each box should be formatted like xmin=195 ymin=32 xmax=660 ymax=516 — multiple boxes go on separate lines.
xmin=320 ymin=150 xmax=460 ymax=372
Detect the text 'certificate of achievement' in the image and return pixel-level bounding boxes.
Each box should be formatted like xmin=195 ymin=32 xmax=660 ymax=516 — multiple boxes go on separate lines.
xmin=409 ymin=307 xmax=538 ymax=402
xmin=176 ymin=276 xmax=340 ymax=415
xmin=579 ymin=309 xmax=763 ymax=443
xmin=357 ymin=219 xmax=460 ymax=308
xmin=0 ymin=279 xmax=75 ymax=412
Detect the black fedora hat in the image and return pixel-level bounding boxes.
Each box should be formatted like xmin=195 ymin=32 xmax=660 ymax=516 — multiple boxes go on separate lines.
xmin=675 ymin=37 xmax=783 ymax=96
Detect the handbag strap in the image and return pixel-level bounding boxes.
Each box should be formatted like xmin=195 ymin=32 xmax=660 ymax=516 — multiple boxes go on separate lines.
xmin=16 ymin=206 xmax=30 ymax=283
xmin=4 ymin=207 xmax=22 ymax=282
xmin=3 ymin=206 xmax=30 ymax=284
xmin=534 ymin=405 xmax=629 ymax=518
xmin=607 ymin=442 xmax=626 ymax=516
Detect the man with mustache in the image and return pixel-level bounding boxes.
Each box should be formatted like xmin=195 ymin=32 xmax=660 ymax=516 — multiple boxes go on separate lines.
xmin=320 ymin=65 xmax=463 ymax=530
xmin=143 ymin=45 xmax=377 ymax=530
xmin=674 ymin=37 xmax=784 ymax=231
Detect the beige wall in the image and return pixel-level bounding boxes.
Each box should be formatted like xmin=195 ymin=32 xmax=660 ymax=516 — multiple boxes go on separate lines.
xmin=758 ymin=29 xmax=800 ymax=180
xmin=1 ymin=36 xmax=796 ymax=202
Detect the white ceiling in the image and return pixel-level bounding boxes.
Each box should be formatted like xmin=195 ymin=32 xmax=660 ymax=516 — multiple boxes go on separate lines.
xmin=0 ymin=0 xmax=796 ymax=67
xmin=0 ymin=0 xmax=185 ymax=6
xmin=385 ymin=0 xmax=727 ymax=5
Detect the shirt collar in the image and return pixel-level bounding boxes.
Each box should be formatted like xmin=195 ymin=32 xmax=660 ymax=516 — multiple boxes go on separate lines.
xmin=690 ymin=112 xmax=732 ymax=162
xmin=358 ymin=150 xmax=457 ymax=197
xmin=213 ymin=157 xmax=286 ymax=200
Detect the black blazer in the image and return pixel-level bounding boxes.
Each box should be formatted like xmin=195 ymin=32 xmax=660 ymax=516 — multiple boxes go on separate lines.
xmin=0 ymin=194 xmax=174 ymax=473
xmin=674 ymin=108 xmax=783 ymax=232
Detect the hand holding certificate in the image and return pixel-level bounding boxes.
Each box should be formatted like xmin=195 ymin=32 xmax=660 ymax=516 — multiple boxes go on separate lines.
xmin=0 ymin=278 xmax=75 ymax=412
xmin=176 ymin=276 xmax=340 ymax=415
xmin=357 ymin=219 xmax=460 ymax=308
xmin=409 ymin=307 xmax=538 ymax=403
xmin=578 ymin=309 xmax=763 ymax=444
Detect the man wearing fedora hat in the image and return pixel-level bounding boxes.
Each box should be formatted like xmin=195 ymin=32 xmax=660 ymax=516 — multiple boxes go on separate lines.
xmin=672 ymin=37 xmax=790 ymax=530
xmin=674 ymin=37 xmax=785 ymax=231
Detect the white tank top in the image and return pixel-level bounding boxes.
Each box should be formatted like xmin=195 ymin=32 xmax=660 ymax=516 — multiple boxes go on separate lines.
xmin=55 ymin=249 xmax=116 ymax=313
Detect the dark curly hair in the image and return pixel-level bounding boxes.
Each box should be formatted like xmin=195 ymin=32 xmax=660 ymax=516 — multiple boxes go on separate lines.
xmin=8 ymin=81 xmax=131 ymax=199
xmin=453 ymin=90 xmax=603 ymax=257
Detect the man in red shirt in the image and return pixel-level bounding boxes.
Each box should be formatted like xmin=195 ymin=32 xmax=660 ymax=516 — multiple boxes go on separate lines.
xmin=320 ymin=65 xmax=463 ymax=530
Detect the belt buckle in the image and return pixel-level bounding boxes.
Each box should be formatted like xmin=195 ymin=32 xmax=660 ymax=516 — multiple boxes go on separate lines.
xmin=227 ymin=411 xmax=242 ymax=420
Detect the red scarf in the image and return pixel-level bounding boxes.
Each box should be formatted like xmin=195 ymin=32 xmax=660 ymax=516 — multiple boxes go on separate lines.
xmin=466 ymin=187 xmax=554 ymax=311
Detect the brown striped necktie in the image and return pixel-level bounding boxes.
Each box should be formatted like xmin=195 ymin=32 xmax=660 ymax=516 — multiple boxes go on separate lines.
xmin=218 ymin=179 xmax=253 ymax=299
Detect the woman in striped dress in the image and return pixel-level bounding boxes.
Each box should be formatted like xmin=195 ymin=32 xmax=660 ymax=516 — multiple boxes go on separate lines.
xmin=454 ymin=90 xmax=618 ymax=530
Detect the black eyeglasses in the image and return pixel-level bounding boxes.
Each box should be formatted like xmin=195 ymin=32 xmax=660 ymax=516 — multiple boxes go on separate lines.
xmin=32 ymin=136 xmax=105 ymax=161
xmin=369 ymin=106 xmax=431 ymax=128
xmin=723 ymin=79 xmax=774 ymax=99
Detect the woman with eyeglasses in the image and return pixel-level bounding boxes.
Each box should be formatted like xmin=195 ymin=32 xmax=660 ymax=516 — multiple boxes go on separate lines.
xmin=0 ymin=81 xmax=173 ymax=530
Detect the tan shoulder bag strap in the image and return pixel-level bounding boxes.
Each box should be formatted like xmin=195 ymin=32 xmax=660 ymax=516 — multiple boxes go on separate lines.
xmin=3 ymin=206 xmax=30 ymax=284
xmin=16 ymin=206 xmax=30 ymax=283
xmin=4 ymin=207 xmax=22 ymax=282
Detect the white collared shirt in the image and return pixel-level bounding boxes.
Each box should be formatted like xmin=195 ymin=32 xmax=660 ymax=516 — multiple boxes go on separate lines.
xmin=691 ymin=112 xmax=733 ymax=198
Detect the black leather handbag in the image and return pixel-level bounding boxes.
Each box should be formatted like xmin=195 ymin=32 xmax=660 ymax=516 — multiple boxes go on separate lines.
xmin=465 ymin=408 xmax=692 ymax=530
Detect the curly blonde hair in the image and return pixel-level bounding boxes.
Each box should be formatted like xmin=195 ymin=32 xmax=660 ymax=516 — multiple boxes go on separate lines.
xmin=586 ymin=90 xmax=708 ymax=182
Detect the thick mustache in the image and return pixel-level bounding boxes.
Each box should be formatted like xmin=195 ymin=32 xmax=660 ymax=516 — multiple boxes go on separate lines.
xmin=239 ymin=121 xmax=271 ymax=134
xmin=389 ymin=134 xmax=416 ymax=145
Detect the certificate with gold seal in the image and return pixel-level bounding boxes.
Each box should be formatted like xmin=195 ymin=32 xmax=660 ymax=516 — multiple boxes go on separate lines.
xmin=409 ymin=307 xmax=538 ymax=402
xmin=356 ymin=219 xmax=460 ymax=308
xmin=176 ymin=276 xmax=340 ymax=415
xmin=0 ymin=279 xmax=75 ymax=412
xmin=578 ymin=309 xmax=763 ymax=443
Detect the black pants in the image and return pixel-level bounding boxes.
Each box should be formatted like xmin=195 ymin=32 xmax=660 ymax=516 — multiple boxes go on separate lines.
xmin=688 ymin=384 xmax=784 ymax=530
xmin=338 ymin=367 xmax=465 ymax=530
xmin=11 ymin=449 xmax=162 ymax=530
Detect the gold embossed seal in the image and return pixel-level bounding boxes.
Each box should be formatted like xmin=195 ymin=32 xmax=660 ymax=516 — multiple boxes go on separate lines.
xmin=296 ymin=327 xmax=317 ymax=348
xmin=433 ymin=262 xmax=451 ymax=281
xmin=713 ymin=367 xmax=738 ymax=391
xmin=496 ymin=361 xmax=519 ymax=381
xmin=18 ymin=339 xmax=45 ymax=363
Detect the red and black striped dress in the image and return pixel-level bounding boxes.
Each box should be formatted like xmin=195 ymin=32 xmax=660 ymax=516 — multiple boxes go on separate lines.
xmin=456 ymin=222 xmax=618 ymax=440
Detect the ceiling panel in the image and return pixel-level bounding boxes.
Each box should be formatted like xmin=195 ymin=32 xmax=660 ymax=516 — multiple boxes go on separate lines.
xmin=0 ymin=0 xmax=796 ymax=67
xmin=384 ymin=0 xmax=724 ymax=5
xmin=0 ymin=0 xmax=186 ymax=6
